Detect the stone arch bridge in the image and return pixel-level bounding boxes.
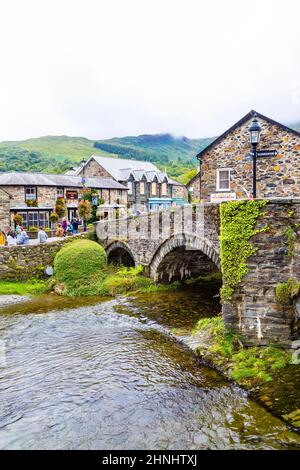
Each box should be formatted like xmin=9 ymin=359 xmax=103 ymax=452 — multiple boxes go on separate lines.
xmin=97 ymin=205 xmax=220 ymax=282
xmin=96 ymin=201 xmax=300 ymax=347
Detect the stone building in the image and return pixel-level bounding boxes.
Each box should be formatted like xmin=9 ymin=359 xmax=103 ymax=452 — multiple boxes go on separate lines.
xmin=188 ymin=110 xmax=300 ymax=202
xmin=76 ymin=155 xmax=188 ymax=211
xmin=0 ymin=172 xmax=128 ymax=229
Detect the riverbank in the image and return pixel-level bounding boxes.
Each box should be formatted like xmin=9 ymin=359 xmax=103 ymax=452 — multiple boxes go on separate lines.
xmin=0 ymin=265 xmax=179 ymax=300
xmin=0 ymin=294 xmax=30 ymax=307
xmin=169 ymin=315 xmax=300 ymax=431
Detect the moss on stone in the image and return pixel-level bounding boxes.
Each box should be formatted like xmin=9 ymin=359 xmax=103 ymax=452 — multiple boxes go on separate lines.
xmin=220 ymin=200 xmax=268 ymax=301
xmin=193 ymin=316 xmax=291 ymax=386
xmin=275 ymin=278 xmax=300 ymax=305
xmin=285 ymin=226 xmax=296 ymax=259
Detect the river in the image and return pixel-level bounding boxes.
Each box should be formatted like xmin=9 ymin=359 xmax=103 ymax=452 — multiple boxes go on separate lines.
xmin=0 ymin=286 xmax=300 ymax=450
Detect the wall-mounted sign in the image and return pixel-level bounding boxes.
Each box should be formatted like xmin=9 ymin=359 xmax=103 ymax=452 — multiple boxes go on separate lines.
xmin=91 ymin=196 xmax=99 ymax=206
xmin=249 ymin=149 xmax=278 ymax=158
xmin=66 ymin=190 xmax=78 ymax=200
xmin=210 ymin=192 xmax=236 ymax=203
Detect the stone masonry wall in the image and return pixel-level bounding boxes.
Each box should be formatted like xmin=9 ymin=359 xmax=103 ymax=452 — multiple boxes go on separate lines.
xmin=0 ymin=233 xmax=89 ymax=280
xmin=191 ymin=117 xmax=300 ymax=201
xmin=78 ymin=159 xmax=112 ymax=179
xmin=0 ymin=189 xmax=11 ymax=229
xmin=223 ymin=199 xmax=300 ymax=347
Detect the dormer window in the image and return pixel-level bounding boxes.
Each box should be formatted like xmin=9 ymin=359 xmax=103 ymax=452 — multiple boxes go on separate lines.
xmin=127 ymin=181 xmax=133 ymax=195
xmin=151 ymin=181 xmax=157 ymax=195
xmin=161 ymin=182 xmax=167 ymax=196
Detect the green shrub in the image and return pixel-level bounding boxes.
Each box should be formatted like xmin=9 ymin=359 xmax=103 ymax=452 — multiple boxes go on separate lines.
xmin=28 ymin=226 xmax=38 ymax=232
xmin=54 ymin=240 xmax=107 ymax=294
xmin=275 ymin=278 xmax=300 ymax=305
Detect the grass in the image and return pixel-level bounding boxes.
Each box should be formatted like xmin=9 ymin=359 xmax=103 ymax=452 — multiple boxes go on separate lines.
xmin=56 ymin=264 xmax=180 ymax=297
xmin=193 ymin=316 xmax=291 ymax=386
xmin=0 ymin=280 xmax=48 ymax=295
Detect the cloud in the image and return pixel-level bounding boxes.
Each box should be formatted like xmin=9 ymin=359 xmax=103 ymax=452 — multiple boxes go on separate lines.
xmin=0 ymin=0 xmax=299 ymax=140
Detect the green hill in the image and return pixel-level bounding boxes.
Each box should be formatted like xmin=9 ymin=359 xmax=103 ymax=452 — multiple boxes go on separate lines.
xmin=0 ymin=118 xmax=298 ymax=180
xmin=0 ymin=134 xmax=213 ymax=179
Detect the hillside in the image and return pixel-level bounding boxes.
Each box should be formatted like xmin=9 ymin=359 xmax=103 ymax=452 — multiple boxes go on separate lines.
xmin=0 ymin=118 xmax=298 ymax=180
xmin=0 ymin=134 xmax=213 ymax=179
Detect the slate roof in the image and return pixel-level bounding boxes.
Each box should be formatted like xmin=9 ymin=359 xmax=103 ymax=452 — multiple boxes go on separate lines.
xmin=0 ymin=172 xmax=128 ymax=190
xmin=195 ymin=109 xmax=300 ymax=161
xmin=81 ymin=155 xmax=184 ymax=186
xmin=188 ymin=109 xmax=300 ymax=186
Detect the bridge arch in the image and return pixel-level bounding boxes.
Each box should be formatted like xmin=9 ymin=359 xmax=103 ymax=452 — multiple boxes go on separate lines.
xmin=149 ymin=234 xmax=221 ymax=282
xmin=105 ymin=241 xmax=136 ymax=267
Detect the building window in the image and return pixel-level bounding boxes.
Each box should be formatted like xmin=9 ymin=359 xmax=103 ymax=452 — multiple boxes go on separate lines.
xmin=161 ymin=182 xmax=167 ymax=196
xmin=38 ymin=211 xmax=49 ymax=228
xmin=140 ymin=181 xmax=145 ymax=195
xmin=216 ymin=169 xmax=231 ymax=191
xmin=25 ymin=187 xmax=37 ymax=201
xmin=57 ymin=187 xmax=64 ymax=197
xmin=17 ymin=212 xmax=28 ymax=228
xmin=127 ymin=181 xmax=133 ymax=195
xmin=117 ymin=190 xmax=123 ymax=197
xmin=27 ymin=212 xmax=39 ymax=228
xmin=151 ymin=182 xmax=157 ymax=195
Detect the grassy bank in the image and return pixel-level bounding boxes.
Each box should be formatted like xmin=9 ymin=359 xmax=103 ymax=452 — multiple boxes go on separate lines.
xmin=192 ymin=316 xmax=291 ymax=386
xmin=0 ymin=280 xmax=48 ymax=296
xmin=52 ymin=264 xmax=180 ymax=297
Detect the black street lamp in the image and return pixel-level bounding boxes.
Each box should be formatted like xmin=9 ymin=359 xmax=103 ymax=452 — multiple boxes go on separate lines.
xmin=249 ymin=113 xmax=262 ymax=198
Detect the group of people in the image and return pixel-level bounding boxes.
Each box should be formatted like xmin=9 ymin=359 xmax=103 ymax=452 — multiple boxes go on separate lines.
xmin=0 ymin=225 xmax=30 ymax=246
xmin=56 ymin=217 xmax=80 ymax=237
xmin=0 ymin=217 xmax=82 ymax=247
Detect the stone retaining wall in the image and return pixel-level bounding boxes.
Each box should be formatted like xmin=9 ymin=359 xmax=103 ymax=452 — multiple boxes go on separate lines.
xmin=0 ymin=233 xmax=89 ymax=281
xmin=223 ymin=199 xmax=300 ymax=347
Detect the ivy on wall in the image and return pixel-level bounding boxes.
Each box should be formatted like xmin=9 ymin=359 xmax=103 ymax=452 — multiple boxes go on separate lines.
xmin=220 ymin=200 xmax=268 ymax=302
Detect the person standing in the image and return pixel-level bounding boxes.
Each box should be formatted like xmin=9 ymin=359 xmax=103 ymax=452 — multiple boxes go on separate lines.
xmin=61 ymin=218 xmax=68 ymax=234
xmin=71 ymin=217 xmax=79 ymax=234
xmin=55 ymin=223 xmax=65 ymax=237
xmin=38 ymin=226 xmax=48 ymax=244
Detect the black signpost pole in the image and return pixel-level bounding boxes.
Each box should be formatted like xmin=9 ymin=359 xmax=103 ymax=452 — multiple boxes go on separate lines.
xmin=252 ymin=145 xmax=257 ymax=199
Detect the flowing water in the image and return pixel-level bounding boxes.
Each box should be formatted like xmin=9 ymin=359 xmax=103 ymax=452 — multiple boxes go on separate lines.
xmin=0 ymin=287 xmax=300 ymax=450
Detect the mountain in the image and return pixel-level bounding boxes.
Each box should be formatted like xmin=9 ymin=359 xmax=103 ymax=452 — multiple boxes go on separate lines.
xmin=0 ymin=134 xmax=213 ymax=179
xmin=0 ymin=118 xmax=298 ymax=180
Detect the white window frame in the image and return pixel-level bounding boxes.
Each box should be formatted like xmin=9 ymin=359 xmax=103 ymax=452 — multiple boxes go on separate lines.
xmin=140 ymin=181 xmax=145 ymax=195
xmin=127 ymin=181 xmax=133 ymax=195
xmin=216 ymin=168 xmax=231 ymax=191
xmin=161 ymin=182 xmax=167 ymax=196
xmin=25 ymin=186 xmax=37 ymax=201
xmin=151 ymin=181 xmax=157 ymax=196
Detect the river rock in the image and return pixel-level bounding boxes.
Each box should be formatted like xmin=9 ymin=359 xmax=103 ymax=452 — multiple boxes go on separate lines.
xmin=0 ymin=295 xmax=30 ymax=307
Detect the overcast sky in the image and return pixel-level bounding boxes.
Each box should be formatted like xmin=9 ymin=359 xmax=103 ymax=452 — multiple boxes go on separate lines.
xmin=0 ymin=0 xmax=299 ymax=141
